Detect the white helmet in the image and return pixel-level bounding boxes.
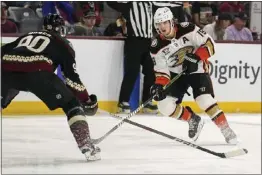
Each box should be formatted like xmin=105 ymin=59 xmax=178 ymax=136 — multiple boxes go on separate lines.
xmin=154 ymin=7 xmax=174 ymax=34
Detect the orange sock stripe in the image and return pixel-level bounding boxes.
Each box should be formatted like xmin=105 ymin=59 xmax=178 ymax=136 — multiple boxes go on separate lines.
xmin=180 ymin=107 xmax=192 ymax=121
xmin=212 ymin=112 xmax=228 ymax=128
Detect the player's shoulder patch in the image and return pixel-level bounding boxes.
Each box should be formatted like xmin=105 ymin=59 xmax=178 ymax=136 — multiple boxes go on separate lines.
xmin=151 ymin=35 xmax=162 ymax=48
xmin=150 ymin=35 xmax=163 ymax=54
xmin=178 ymin=22 xmax=195 ymax=30
xmin=151 ymin=38 xmax=158 ymax=47
xmin=150 ymin=34 xmax=171 ymax=55
xmin=180 ymin=22 xmax=190 ymax=28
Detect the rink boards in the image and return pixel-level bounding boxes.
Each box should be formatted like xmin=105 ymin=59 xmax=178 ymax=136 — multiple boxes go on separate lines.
xmin=2 ymin=37 xmax=261 ymax=115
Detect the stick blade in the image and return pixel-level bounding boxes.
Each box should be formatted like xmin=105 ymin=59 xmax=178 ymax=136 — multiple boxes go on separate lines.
xmin=223 ymin=148 xmax=248 ymax=158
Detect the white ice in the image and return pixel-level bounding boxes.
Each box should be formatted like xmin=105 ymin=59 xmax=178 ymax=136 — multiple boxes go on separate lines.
xmin=1 ymin=113 xmax=261 ymax=174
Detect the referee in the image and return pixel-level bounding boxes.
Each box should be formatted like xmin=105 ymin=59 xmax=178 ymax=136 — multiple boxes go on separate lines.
xmin=107 ymin=1 xmax=185 ymax=113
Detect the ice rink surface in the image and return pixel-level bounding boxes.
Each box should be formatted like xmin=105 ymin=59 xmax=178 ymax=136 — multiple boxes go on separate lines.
xmin=1 ymin=113 xmax=261 ymax=174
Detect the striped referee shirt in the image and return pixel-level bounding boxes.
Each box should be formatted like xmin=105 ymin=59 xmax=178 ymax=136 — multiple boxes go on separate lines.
xmin=107 ymin=1 xmax=183 ymax=38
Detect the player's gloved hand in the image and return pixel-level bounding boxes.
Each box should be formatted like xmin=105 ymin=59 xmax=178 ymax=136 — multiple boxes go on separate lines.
xmin=182 ymin=53 xmax=201 ymax=74
xmin=150 ymin=84 xmax=166 ymax=101
xmin=82 ymin=94 xmax=98 ymax=116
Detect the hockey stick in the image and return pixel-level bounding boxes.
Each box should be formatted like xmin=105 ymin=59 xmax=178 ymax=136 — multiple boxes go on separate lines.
xmin=110 ymin=114 xmax=248 ymax=158
xmin=91 ymin=71 xmax=185 ymax=144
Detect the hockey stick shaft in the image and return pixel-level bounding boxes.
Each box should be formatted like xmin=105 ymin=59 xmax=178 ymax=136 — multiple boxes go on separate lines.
xmin=110 ymin=114 xmax=248 ymax=158
xmin=91 ymin=71 xmax=185 ymax=144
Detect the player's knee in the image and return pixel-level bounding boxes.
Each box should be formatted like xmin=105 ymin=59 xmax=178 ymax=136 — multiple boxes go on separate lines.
xmin=157 ymin=96 xmax=178 ymax=116
xmin=195 ymin=94 xmax=217 ymax=111
xmin=62 ymin=97 xmax=85 ymax=119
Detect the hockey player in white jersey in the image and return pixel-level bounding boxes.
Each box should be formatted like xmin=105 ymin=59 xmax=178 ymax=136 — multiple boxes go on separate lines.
xmin=150 ymin=7 xmax=238 ymax=144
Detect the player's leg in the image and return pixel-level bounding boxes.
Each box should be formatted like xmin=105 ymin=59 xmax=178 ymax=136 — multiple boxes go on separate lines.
xmin=141 ymin=52 xmax=157 ymax=114
xmin=1 ymin=89 xmax=19 ymax=109
xmin=118 ymin=37 xmax=143 ymax=113
xmin=190 ymin=73 xmax=238 ymax=144
xmin=26 ymin=71 xmax=100 ymax=160
xmin=1 ymin=72 xmax=20 ymax=109
xmin=157 ymin=72 xmax=204 ymax=141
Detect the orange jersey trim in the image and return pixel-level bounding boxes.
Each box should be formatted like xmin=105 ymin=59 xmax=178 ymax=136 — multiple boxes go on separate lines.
xmin=155 ymin=76 xmax=170 ymax=86
xmin=195 ymin=47 xmax=210 ymax=60
xmin=195 ymin=38 xmax=215 ymax=60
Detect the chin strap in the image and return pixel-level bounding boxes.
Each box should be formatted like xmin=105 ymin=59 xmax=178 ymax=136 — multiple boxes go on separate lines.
xmin=163 ymin=20 xmax=176 ymax=39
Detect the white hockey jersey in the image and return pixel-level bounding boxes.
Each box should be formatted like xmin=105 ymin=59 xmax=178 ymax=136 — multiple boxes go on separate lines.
xmin=150 ymin=22 xmax=215 ymax=85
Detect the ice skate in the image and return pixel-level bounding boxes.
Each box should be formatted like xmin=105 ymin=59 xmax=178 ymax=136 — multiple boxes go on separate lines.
xmin=81 ymin=144 xmax=101 ymax=161
xmin=221 ymin=126 xmax=238 ymax=145
xmin=186 ymin=106 xmax=205 ymax=141
xmin=69 ymin=117 xmax=101 ymax=161
xmin=142 ymin=102 xmax=158 ymax=114
xmin=118 ymin=102 xmax=131 ymax=114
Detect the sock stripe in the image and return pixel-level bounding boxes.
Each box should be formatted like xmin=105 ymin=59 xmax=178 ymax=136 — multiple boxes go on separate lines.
xmin=177 ymin=106 xmax=184 ymax=120
xmin=211 ymin=111 xmax=224 ymax=122
xmin=180 ymin=107 xmax=192 ymax=121
xmin=68 ymin=115 xmax=86 ymax=126
xmin=169 ymin=105 xmax=183 ymax=119
xmin=205 ymin=103 xmax=217 ymax=113
xmin=205 ymin=103 xmax=222 ymax=118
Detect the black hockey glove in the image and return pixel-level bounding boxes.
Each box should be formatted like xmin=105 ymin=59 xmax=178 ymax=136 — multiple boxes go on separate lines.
xmin=82 ymin=94 xmax=98 ymax=116
xmin=150 ymin=84 xmax=166 ymax=101
xmin=182 ymin=53 xmax=201 ymax=74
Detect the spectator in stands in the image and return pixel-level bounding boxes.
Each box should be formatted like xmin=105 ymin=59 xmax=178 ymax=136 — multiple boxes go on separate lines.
xmin=42 ymin=2 xmax=76 ymax=25
xmin=42 ymin=2 xmax=77 ymax=34
xmin=225 ymin=12 xmax=253 ymax=41
xmin=1 ymin=2 xmax=18 ymax=33
xmin=74 ymin=2 xmax=103 ymax=27
xmin=203 ymin=13 xmax=232 ymax=40
xmin=252 ymin=32 xmax=259 ymax=41
xmin=183 ymin=2 xmax=192 ymax=22
xmin=168 ymin=2 xmax=186 ymax=23
xmin=73 ymin=9 xmax=102 ymax=36
xmin=104 ymin=14 xmax=127 ymax=36
xmin=191 ymin=2 xmax=218 ymax=28
xmin=219 ymin=2 xmax=244 ymax=14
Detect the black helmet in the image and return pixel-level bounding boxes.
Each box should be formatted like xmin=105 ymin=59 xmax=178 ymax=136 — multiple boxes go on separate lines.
xmin=43 ymin=13 xmax=66 ymax=36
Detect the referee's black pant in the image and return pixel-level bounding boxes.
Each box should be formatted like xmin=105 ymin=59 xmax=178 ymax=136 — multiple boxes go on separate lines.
xmin=119 ymin=37 xmax=155 ymax=104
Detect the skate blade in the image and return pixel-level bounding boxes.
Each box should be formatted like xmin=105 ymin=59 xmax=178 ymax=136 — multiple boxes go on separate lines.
xmin=117 ymin=109 xmax=131 ymax=114
xmin=226 ymin=137 xmax=240 ymax=145
xmin=84 ymin=152 xmax=101 ymax=161
xmin=142 ymin=108 xmax=158 ymax=114
xmin=192 ymin=119 xmax=205 ymax=142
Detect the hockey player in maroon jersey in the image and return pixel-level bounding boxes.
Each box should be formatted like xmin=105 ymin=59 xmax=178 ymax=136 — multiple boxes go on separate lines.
xmin=1 ymin=14 xmax=101 ymax=160
xmin=150 ymin=7 xmax=238 ymax=144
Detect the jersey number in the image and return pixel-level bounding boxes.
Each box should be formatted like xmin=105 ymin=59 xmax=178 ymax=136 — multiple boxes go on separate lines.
xmin=16 ymin=35 xmax=50 ymax=53
xmin=197 ymin=29 xmax=207 ymax=37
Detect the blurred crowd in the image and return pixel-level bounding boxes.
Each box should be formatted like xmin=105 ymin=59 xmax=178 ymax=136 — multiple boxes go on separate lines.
xmin=1 ymin=1 xmax=260 ymax=41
